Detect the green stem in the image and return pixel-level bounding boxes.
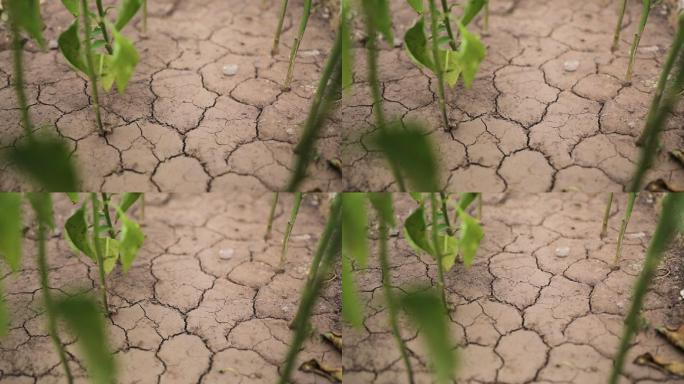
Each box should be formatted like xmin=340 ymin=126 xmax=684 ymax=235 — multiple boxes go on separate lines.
xmin=100 ymin=193 xmax=116 ymax=239
xmin=94 ymin=0 xmax=113 ymax=54
xmin=440 ymin=0 xmax=458 ymax=50
xmin=625 ymin=0 xmax=651 ymax=83
xmin=612 ymin=0 xmax=628 ymax=52
xmin=428 ymin=0 xmax=450 ymax=131
xmin=608 ymin=193 xmax=684 ymax=384
xmin=362 ymin=3 xmax=407 ymax=191
xmin=280 ymin=192 xmax=303 ymax=267
xmin=265 ymin=192 xmax=280 ymax=240
xmin=601 ymin=192 xmax=614 ymax=239
xmin=278 ymin=195 xmax=342 ymax=384
xmin=9 ymin=10 xmax=34 ymax=138
xmin=430 ymin=193 xmax=448 ymax=312
xmin=142 ymin=0 xmax=148 ymax=34
xmin=614 ymin=192 xmax=637 ymax=265
xmin=81 ymin=0 xmax=106 ymax=134
xmin=36 ymin=218 xmax=74 ymax=383
xmin=484 ymin=0 xmax=489 ymax=32
xmin=284 ymin=0 xmax=312 ymax=89
xmin=272 ymin=0 xmax=290 ymax=56
xmin=378 ymin=217 xmax=415 ymax=384
xmin=476 ymin=193 xmax=482 ymax=221
xmin=90 ymin=193 xmax=109 ymax=312
xmin=286 ymin=28 xmax=342 ymax=192
xmin=439 ymin=192 xmax=453 ymax=236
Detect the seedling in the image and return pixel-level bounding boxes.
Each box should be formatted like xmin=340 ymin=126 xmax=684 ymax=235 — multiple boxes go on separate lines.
xmin=626 ymin=0 xmax=652 ymax=83
xmin=614 ymin=192 xmax=637 ymax=265
xmin=600 ymin=192 xmax=614 ymax=239
xmin=271 ymin=0 xmax=313 ymax=90
xmin=265 ymin=192 xmax=280 ymax=240
xmin=64 ymin=192 xmax=145 ymax=313
xmin=58 ymin=0 xmax=143 ymax=134
xmin=280 ymin=192 xmax=303 ymax=267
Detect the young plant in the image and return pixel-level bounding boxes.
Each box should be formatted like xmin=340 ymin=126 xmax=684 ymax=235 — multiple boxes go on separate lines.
xmin=601 ymin=192 xmax=614 ymax=239
xmin=64 ymin=192 xmax=145 ymax=313
xmin=614 ymin=192 xmax=637 ymax=265
xmin=58 ymin=0 xmax=143 ymax=134
xmin=265 ymin=192 xmax=280 ymax=240
xmin=4 ymin=0 xmax=79 ymax=191
xmin=608 ymin=193 xmax=684 ymax=384
xmin=611 ymin=0 xmax=628 ymax=52
xmin=280 ymin=192 xmax=303 ymax=267
xmin=404 ymin=0 xmax=487 ymax=130
xmin=625 ymin=0 xmax=652 ymax=83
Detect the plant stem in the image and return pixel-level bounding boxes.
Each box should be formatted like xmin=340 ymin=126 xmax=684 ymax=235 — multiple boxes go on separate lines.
xmin=9 ymin=10 xmax=34 ymax=138
xmin=81 ymin=0 xmax=106 ymax=134
xmin=94 ymin=0 xmax=113 ymax=54
xmin=278 ymin=195 xmax=342 ymax=384
xmin=286 ymin=29 xmax=342 ymax=191
xmin=265 ymin=192 xmax=280 ymax=240
xmin=378 ymin=216 xmax=415 ymax=384
xmin=612 ymin=0 xmax=628 ymax=52
xmin=272 ymin=0 xmax=289 ymax=55
xmin=142 ymin=0 xmax=148 ymax=34
xmin=362 ymin=3 xmax=407 ymax=191
xmin=90 ymin=193 xmax=109 ymax=312
xmin=601 ymin=192 xmax=614 ymax=239
xmin=36 ymin=217 xmax=74 ymax=384
xmin=439 ymin=192 xmax=453 ymax=236
xmin=608 ymin=193 xmax=684 ymax=384
xmin=284 ymin=0 xmax=312 ymax=89
xmin=440 ymin=0 xmax=458 ymax=50
xmin=100 ymin=193 xmax=116 ymax=239
xmin=430 ymin=193 xmax=448 ymax=312
xmin=428 ymin=0 xmax=450 ymax=131
xmin=636 ymin=12 xmax=684 ymax=146
xmin=614 ymin=192 xmax=637 ymax=265
xmin=280 ymin=192 xmax=303 ymax=267
xmin=477 ymin=193 xmax=482 ymax=221
xmin=484 ymin=0 xmax=490 ymax=32
xmin=625 ymin=0 xmax=651 ymax=83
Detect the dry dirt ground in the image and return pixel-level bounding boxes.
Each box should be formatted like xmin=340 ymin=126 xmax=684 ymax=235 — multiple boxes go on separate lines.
xmin=345 ymin=193 xmax=684 ymax=383
xmin=0 ymin=0 xmax=341 ymax=192
xmin=342 ymin=0 xmax=684 ymax=192
xmin=0 ymin=193 xmax=341 ymax=383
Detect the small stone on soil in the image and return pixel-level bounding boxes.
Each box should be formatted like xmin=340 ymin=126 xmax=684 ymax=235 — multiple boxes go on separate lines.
xmin=563 ymin=60 xmax=580 ymax=72
xmin=48 ymin=39 xmax=59 ymax=50
xmin=555 ymin=247 xmax=570 ymax=257
xmin=222 ymin=64 xmax=239 ymax=76
xmin=680 ymin=289 xmax=684 ymax=300
xmin=218 ymin=248 xmax=235 ymax=260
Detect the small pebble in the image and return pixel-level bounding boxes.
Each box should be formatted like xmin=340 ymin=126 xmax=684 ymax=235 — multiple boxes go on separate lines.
xmin=563 ymin=60 xmax=580 ymax=72
xmin=680 ymin=288 xmax=684 ymax=300
xmin=285 ymin=127 xmax=294 ymax=135
xmin=293 ymin=234 xmax=312 ymax=241
xmin=555 ymin=246 xmax=570 ymax=258
xmin=300 ymin=49 xmax=320 ymax=57
xmin=393 ymin=37 xmax=403 ymax=48
xmin=626 ymin=232 xmax=646 ymax=239
xmin=222 ymin=64 xmax=239 ymax=76
xmin=218 ymin=248 xmax=235 ymax=260
xmin=628 ymin=121 xmax=636 ymax=129
xmin=48 ymin=39 xmax=59 ymax=50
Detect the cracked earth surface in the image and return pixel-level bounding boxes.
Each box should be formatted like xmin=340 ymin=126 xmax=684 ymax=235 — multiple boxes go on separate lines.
xmin=341 ymin=0 xmax=684 ymax=192
xmin=344 ymin=193 xmax=684 ymax=383
xmin=0 ymin=193 xmax=341 ymax=383
xmin=0 ymin=0 xmax=341 ymax=192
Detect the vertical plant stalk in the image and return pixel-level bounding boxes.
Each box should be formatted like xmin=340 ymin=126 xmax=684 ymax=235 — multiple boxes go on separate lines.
xmin=625 ymin=0 xmax=652 ymax=83
xmin=280 ymin=192 xmax=303 ymax=267
xmin=608 ymin=193 xmax=684 ymax=384
xmin=362 ymin=4 xmax=407 ymax=191
xmin=439 ymin=192 xmax=453 ymax=236
xmin=612 ymin=0 xmax=628 ymax=52
xmin=378 ymin=216 xmax=415 ymax=384
xmin=484 ymin=0 xmax=490 ymax=32
xmin=272 ymin=0 xmax=290 ymax=55
xmin=430 ymin=193 xmax=448 ymax=311
xmin=440 ymin=0 xmax=458 ymax=50
xmin=142 ymin=0 xmax=148 ymax=34
xmin=94 ymin=0 xmax=113 ymax=54
xmin=36 ymin=217 xmax=74 ymax=383
xmin=477 ymin=194 xmax=482 ymax=221
xmin=284 ymin=0 xmax=312 ymax=89
xmin=614 ymin=192 xmax=637 ymax=265
xmin=278 ymin=195 xmax=342 ymax=384
xmin=600 ymin=192 xmax=614 ymax=239
xmin=636 ymin=12 xmax=684 ymax=146
xmin=90 ymin=193 xmax=109 ymax=312
xmin=265 ymin=192 xmax=280 ymax=240
xmin=8 ymin=9 xmax=34 ymax=138
xmin=81 ymin=0 xmax=106 ymax=134
xmin=428 ymin=0 xmax=451 ymax=131
xmin=100 ymin=193 xmax=117 ymax=239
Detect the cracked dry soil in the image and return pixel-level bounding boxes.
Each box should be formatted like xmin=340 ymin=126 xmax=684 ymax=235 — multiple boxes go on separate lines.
xmin=345 ymin=193 xmax=684 ymax=384
xmin=0 ymin=193 xmax=341 ymax=383
xmin=0 ymin=0 xmax=341 ymax=192
xmin=342 ymin=0 xmax=684 ymax=192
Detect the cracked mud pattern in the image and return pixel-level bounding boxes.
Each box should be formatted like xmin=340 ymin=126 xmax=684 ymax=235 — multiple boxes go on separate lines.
xmin=341 ymin=0 xmax=684 ymax=192
xmin=345 ymin=193 xmax=684 ymax=383
xmin=0 ymin=193 xmax=340 ymax=383
xmin=0 ymin=0 xmax=341 ymax=192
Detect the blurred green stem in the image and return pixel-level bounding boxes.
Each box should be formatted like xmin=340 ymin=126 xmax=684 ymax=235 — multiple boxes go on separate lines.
xmin=440 ymin=0 xmax=458 ymax=50
xmin=284 ymin=0 xmax=312 ymax=89
xmin=612 ymin=0 xmax=627 ymax=52
xmin=430 ymin=193 xmax=448 ymax=311
xmin=280 ymin=192 xmax=303 ymax=267
xmin=94 ymin=0 xmax=113 ymax=54
xmin=601 ymin=192 xmax=614 ymax=239
xmin=90 ymin=193 xmax=109 ymax=312
xmin=81 ymin=0 xmax=106 ymax=134
xmin=614 ymin=193 xmax=637 ymax=265
xmin=428 ymin=0 xmax=450 ymax=131
xmin=101 ymin=193 xmax=116 ymax=239
xmin=625 ymin=0 xmax=651 ymax=83
xmin=265 ymin=192 xmax=280 ymax=240
xmin=272 ymin=0 xmax=289 ymax=55
xmin=9 ymin=9 xmax=34 ymax=138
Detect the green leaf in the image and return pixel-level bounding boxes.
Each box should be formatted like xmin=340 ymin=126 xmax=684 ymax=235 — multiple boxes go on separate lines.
xmin=66 ymin=193 xmax=80 ymax=204
xmin=100 ymin=237 xmax=120 ymax=275
xmin=409 ymin=192 xmax=424 ymax=204
xmin=114 ymin=0 xmax=142 ymax=31
xmin=64 ymin=204 xmax=94 ymax=259
xmin=399 ymin=288 xmax=457 ymax=384
xmin=341 ymin=0 xmax=354 ymax=90
xmin=119 ymin=192 xmax=142 ymax=214
xmin=0 ymin=193 xmax=23 ymax=272
xmin=0 ymin=282 xmax=9 ymax=338
xmin=342 ymin=254 xmax=364 ymax=327
xmin=101 ymin=30 xmax=139 ymax=93
xmin=372 ymin=122 xmax=440 ymax=191
xmin=456 ymin=207 xmax=483 ymax=267
xmin=368 ymin=193 xmax=395 ymax=227
xmin=6 ymin=0 xmax=46 ymax=48
xmin=342 ymin=193 xmax=368 ymax=268
xmin=58 ymin=20 xmax=87 ymax=73
xmin=460 ymin=0 xmax=487 ymax=27
xmin=60 ymin=0 xmax=80 ymax=16
xmin=456 ymin=192 xmax=478 ymax=211
xmin=7 ymin=135 xmax=79 ymax=192
xmin=407 ymin=0 xmax=423 ymax=13
xmin=25 ymin=193 xmax=54 ymax=230
xmin=363 ymin=0 xmax=393 ymax=43
xmin=404 ymin=17 xmax=435 ymax=71
xmin=451 ymin=23 xmax=486 ymax=88
xmin=53 ymin=295 xmax=116 ymax=384
xmin=404 ymin=204 xmax=434 ymax=256
xmin=438 ymin=235 xmax=459 ymax=271
xmin=117 ymin=210 xmax=143 ymax=273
